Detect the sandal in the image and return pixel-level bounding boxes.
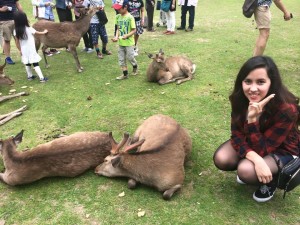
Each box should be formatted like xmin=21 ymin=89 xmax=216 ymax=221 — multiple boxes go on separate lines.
xmin=102 ymin=49 xmax=112 ymax=55
xmin=97 ymin=53 xmax=104 ymax=59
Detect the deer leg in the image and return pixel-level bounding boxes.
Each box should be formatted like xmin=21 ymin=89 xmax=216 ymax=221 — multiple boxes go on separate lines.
xmin=69 ymin=45 xmax=83 ymax=72
xmin=162 ymin=184 xmax=182 ymax=200
xmin=0 ymin=105 xmax=27 ymax=126
xmin=41 ymin=45 xmax=50 ymax=68
xmin=0 ymin=92 xmax=28 ymax=103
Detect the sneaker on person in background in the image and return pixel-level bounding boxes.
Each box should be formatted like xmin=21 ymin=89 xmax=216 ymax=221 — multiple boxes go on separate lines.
xmin=116 ymin=75 xmax=128 ymax=80
xmin=253 ymin=184 xmax=276 ymax=203
xmin=86 ymin=48 xmax=94 ymax=53
xmin=5 ymin=57 xmax=15 ymax=64
xmin=132 ymin=66 xmax=138 ymax=75
xmin=185 ymin=28 xmax=193 ymax=32
xmin=50 ymin=49 xmax=60 ymax=54
xmin=27 ymin=75 xmax=37 ymax=81
xmin=44 ymin=51 xmax=53 ymax=57
xmin=40 ymin=77 xmax=49 ymax=83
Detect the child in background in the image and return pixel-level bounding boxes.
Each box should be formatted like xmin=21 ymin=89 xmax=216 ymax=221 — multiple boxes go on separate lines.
xmin=128 ymin=0 xmax=144 ymax=56
xmin=84 ymin=0 xmax=112 ymax=59
xmin=112 ymin=0 xmax=138 ymax=80
xmin=14 ymin=11 xmax=48 ymax=82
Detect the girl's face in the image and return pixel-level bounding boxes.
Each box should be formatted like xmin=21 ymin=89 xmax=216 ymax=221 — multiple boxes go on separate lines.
xmin=242 ymin=68 xmax=271 ymax=103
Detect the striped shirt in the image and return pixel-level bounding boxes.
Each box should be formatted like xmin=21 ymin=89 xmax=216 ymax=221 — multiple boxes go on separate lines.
xmin=231 ymin=103 xmax=300 ymax=158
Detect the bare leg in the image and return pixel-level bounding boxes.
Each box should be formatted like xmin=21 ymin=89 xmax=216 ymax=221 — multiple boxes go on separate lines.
xmin=253 ymin=28 xmax=270 ymax=56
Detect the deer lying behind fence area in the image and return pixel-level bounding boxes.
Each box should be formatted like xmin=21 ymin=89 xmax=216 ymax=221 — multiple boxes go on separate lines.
xmin=146 ymin=49 xmax=196 ymax=85
xmin=0 ymin=61 xmax=28 ymax=125
xmin=0 ymin=130 xmax=111 ymax=186
xmin=33 ymin=7 xmax=97 ymax=72
xmin=95 ymin=114 xmax=192 ymax=200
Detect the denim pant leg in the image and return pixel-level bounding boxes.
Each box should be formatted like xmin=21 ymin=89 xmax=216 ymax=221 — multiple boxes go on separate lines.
xmin=188 ymin=6 xmax=195 ymax=29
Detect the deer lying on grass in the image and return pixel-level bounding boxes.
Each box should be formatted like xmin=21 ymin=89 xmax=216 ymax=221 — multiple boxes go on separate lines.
xmin=95 ymin=114 xmax=192 ymax=200
xmin=0 ymin=61 xmax=28 ymax=125
xmin=0 ymin=130 xmax=111 ymax=186
xmin=33 ymin=7 xmax=97 ymax=72
xmin=146 ymin=49 xmax=196 ymax=85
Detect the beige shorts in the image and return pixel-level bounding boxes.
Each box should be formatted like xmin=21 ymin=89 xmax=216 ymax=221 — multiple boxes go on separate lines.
xmin=0 ymin=20 xmax=15 ymax=41
xmin=254 ymin=6 xmax=271 ymax=29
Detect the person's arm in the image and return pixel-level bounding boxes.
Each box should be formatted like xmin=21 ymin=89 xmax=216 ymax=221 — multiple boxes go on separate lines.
xmin=16 ymin=1 xmax=23 ymax=12
xmin=273 ymin=0 xmax=291 ymax=20
xmin=140 ymin=6 xmax=145 ymax=26
xmin=171 ymin=0 xmax=176 ymax=9
xmin=245 ymin=151 xmax=273 ymax=184
xmin=15 ymin=37 xmax=21 ymax=53
xmin=35 ymin=29 xmax=48 ymax=35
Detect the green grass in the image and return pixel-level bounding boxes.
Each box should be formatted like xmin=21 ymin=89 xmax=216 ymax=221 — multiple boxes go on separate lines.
xmin=1 ymin=0 xmax=300 ymax=224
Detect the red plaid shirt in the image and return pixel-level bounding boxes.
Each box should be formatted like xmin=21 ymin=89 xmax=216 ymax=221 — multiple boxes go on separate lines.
xmin=231 ymin=103 xmax=300 ymax=158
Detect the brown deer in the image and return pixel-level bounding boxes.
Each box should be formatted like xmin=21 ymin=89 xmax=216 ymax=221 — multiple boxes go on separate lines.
xmin=0 ymin=61 xmax=28 ymax=125
xmin=0 ymin=130 xmax=111 ymax=186
xmin=146 ymin=49 xmax=196 ymax=85
xmin=95 ymin=114 xmax=192 ymax=200
xmin=33 ymin=7 xmax=97 ymax=72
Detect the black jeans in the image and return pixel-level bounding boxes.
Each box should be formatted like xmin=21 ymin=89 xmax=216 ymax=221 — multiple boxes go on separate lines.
xmin=180 ymin=5 xmax=195 ymax=29
xmin=75 ymin=15 xmax=93 ymax=49
xmin=56 ymin=8 xmax=73 ymax=22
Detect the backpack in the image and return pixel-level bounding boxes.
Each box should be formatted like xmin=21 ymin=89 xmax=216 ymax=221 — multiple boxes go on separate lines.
xmin=242 ymin=0 xmax=258 ymax=18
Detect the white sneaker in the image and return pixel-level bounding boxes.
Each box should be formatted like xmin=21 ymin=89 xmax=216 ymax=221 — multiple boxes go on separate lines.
xmin=236 ymin=175 xmax=246 ymax=184
xmin=86 ymin=48 xmax=94 ymax=53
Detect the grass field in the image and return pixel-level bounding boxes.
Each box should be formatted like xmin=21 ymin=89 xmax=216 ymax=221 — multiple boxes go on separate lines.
xmin=1 ymin=0 xmax=300 ymax=224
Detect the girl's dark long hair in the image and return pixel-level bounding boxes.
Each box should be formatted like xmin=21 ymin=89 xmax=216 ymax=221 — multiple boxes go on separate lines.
xmin=14 ymin=11 xmax=30 ymax=40
xmin=229 ymin=56 xmax=300 ymax=128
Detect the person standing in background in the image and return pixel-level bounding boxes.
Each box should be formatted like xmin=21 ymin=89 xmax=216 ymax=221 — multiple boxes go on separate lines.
xmin=32 ymin=0 xmax=61 ymax=56
xmin=0 ymin=0 xmax=23 ymax=65
xmin=177 ymin=0 xmax=197 ymax=32
xmin=55 ymin=0 xmax=73 ymax=22
xmin=145 ymin=0 xmax=155 ymax=32
xmin=253 ymin=0 xmax=291 ymax=56
xmin=128 ymin=0 xmax=145 ymax=56
xmin=163 ymin=0 xmax=176 ymax=35
xmin=73 ymin=0 xmax=94 ymax=53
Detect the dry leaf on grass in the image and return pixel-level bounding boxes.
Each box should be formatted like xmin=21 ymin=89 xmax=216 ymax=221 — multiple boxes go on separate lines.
xmin=137 ymin=210 xmax=145 ymax=217
xmin=118 ymin=191 xmax=125 ymax=197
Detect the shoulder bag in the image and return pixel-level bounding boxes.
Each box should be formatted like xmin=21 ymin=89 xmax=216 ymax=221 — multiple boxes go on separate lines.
xmin=277 ymin=157 xmax=300 ymax=198
xmin=242 ymin=0 xmax=258 ymax=18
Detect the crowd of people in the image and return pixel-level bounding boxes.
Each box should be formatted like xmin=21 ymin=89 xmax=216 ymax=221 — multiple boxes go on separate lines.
xmin=0 ymin=0 xmax=299 ymax=203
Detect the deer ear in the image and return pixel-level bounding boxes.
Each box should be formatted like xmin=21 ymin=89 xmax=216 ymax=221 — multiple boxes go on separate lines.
xmin=14 ymin=130 xmax=24 ymax=145
xmin=111 ymin=155 xmax=121 ymax=168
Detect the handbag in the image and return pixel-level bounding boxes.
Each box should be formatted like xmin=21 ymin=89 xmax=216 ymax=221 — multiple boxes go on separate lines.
xmin=96 ymin=10 xmax=108 ymax=25
xmin=277 ymin=157 xmax=300 ymax=198
xmin=161 ymin=0 xmax=171 ymax=12
xmin=242 ymin=0 xmax=258 ymax=18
